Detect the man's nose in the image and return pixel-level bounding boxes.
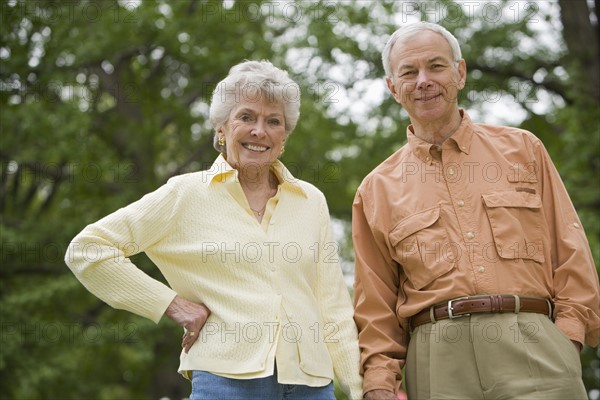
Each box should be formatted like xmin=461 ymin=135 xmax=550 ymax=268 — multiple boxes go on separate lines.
xmin=416 ymin=70 xmax=433 ymax=90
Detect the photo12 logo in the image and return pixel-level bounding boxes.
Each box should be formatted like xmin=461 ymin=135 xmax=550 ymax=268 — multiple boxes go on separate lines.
xmin=1 ymin=321 xmax=140 ymax=345
xmin=399 ymin=2 xmax=539 ymax=24
xmin=197 ymin=1 xmax=339 ymax=24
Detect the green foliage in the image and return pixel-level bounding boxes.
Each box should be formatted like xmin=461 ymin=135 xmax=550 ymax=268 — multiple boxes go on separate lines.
xmin=1 ymin=0 xmax=598 ymax=398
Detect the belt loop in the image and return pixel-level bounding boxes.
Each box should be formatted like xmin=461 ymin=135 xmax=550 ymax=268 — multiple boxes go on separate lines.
xmin=429 ymin=305 xmax=437 ymax=324
xmin=545 ymin=298 xmax=553 ymax=320
xmin=490 ymin=295 xmax=499 ymax=312
xmin=512 ymin=294 xmax=521 ymax=314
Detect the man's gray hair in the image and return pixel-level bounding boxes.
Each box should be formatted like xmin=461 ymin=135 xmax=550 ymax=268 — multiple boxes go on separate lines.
xmin=209 ymin=60 xmax=301 ymax=153
xmin=382 ymin=22 xmax=462 ymax=78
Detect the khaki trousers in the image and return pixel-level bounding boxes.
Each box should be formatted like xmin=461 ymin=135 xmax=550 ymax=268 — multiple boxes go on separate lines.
xmin=405 ymin=312 xmax=588 ymax=399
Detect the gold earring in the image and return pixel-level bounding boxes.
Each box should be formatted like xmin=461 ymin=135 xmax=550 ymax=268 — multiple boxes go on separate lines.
xmin=218 ymin=136 xmax=225 ymax=146
xmin=280 ymin=145 xmax=285 ymax=156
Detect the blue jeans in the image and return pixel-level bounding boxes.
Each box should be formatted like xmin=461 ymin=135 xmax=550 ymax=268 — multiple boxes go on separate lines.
xmin=189 ymin=368 xmax=335 ymax=400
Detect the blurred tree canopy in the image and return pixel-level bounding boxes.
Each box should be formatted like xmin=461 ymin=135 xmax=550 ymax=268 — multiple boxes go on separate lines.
xmin=1 ymin=0 xmax=598 ymax=399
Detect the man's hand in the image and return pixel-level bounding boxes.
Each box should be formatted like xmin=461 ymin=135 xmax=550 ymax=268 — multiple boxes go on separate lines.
xmin=364 ymin=389 xmax=399 ymax=400
xmin=165 ymin=295 xmax=211 ymax=353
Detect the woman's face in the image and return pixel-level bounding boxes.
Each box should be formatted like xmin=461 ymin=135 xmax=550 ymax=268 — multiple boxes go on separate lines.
xmin=219 ymin=95 xmax=286 ymax=171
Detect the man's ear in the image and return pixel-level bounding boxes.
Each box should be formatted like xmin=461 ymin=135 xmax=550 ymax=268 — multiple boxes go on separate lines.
xmin=457 ymin=59 xmax=467 ymax=90
xmin=386 ymin=76 xmax=401 ymax=103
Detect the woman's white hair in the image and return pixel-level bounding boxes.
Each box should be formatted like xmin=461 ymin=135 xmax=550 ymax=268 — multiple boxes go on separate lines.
xmin=209 ymin=60 xmax=301 ymax=153
xmin=382 ymin=22 xmax=462 ymax=78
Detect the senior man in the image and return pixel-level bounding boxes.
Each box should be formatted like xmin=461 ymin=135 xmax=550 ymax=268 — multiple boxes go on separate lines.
xmin=352 ymin=21 xmax=599 ymax=400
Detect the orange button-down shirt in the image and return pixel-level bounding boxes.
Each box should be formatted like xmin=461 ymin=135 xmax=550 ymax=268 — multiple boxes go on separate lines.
xmin=352 ymin=111 xmax=600 ymax=393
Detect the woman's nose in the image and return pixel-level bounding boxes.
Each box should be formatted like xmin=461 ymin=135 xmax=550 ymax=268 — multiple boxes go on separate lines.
xmin=250 ymin=119 xmax=267 ymax=136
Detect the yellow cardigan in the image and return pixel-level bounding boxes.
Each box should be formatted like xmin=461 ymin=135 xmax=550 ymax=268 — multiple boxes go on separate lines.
xmin=65 ymin=155 xmax=363 ymax=399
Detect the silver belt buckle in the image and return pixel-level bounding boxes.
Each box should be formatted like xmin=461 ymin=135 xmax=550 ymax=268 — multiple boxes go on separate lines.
xmin=447 ymin=296 xmax=471 ymax=319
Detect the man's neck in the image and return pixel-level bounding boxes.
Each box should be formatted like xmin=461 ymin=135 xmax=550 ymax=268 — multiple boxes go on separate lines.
xmin=411 ymin=110 xmax=463 ymax=145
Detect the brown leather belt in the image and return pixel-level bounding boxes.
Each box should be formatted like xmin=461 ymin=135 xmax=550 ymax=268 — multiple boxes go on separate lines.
xmin=409 ymin=295 xmax=553 ymax=330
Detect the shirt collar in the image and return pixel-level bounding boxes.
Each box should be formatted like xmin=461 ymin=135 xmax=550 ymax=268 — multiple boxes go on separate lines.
xmin=447 ymin=110 xmax=473 ymax=155
xmin=206 ymin=154 xmax=307 ymax=198
xmin=204 ymin=154 xmax=237 ymax=183
xmin=407 ymin=109 xmax=474 ymax=164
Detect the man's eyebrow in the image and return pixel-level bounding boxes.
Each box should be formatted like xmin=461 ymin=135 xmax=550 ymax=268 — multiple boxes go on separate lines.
xmin=397 ymin=56 xmax=452 ymax=72
xmin=428 ymin=56 xmax=452 ymax=64
xmin=397 ymin=62 xmax=416 ymax=72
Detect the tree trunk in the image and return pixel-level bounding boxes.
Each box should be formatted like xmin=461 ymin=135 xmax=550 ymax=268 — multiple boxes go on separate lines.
xmin=558 ymin=0 xmax=600 ymax=103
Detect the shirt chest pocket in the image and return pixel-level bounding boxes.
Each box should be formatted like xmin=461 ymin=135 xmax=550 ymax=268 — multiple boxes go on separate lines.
xmin=389 ymin=206 xmax=456 ymax=290
xmin=482 ymin=191 xmax=545 ymax=263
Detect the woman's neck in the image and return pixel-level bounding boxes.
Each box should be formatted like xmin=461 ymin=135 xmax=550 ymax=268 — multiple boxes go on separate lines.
xmin=238 ymin=165 xmax=277 ymax=193
xmin=238 ymin=166 xmax=279 ymax=222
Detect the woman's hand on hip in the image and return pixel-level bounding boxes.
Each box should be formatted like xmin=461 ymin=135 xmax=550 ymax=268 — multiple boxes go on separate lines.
xmin=165 ymin=295 xmax=211 ymax=353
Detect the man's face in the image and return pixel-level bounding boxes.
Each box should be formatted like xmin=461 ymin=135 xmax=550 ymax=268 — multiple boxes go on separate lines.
xmin=386 ymin=30 xmax=466 ymax=127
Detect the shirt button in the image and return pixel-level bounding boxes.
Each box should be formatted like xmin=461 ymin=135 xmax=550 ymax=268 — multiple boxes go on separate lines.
xmin=466 ymin=231 xmax=475 ymax=239
xmin=478 ymin=266 xmax=485 ymax=273
xmin=426 ymin=156 xmax=431 ymax=162
xmin=457 ymin=200 xmax=465 ymax=207
xmin=447 ymin=167 xmax=455 ymax=175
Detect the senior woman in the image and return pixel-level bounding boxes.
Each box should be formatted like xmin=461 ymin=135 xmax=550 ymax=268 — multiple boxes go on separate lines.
xmin=65 ymin=60 xmax=363 ymax=400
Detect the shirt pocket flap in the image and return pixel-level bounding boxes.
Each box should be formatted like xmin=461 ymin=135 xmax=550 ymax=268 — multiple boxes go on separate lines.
xmin=482 ymin=191 xmax=542 ymax=209
xmin=389 ymin=207 xmax=440 ymax=246
xmin=482 ymin=191 xmax=545 ymax=263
